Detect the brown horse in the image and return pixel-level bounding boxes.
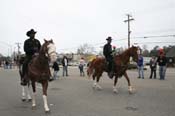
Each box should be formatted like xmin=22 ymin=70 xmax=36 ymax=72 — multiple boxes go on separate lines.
xmin=87 ymin=46 xmax=138 ymax=93
xmin=23 ymin=39 xmax=57 ymax=113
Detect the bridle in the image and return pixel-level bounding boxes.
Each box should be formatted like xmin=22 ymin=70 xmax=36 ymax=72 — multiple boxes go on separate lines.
xmin=47 ymin=51 xmax=57 ymax=57
xmin=45 ymin=43 xmax=57 ymax=62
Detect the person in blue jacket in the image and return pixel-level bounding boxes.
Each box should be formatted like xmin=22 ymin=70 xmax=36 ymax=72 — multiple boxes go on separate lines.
xmin=137 ymin=54 xmax=144 ymax=79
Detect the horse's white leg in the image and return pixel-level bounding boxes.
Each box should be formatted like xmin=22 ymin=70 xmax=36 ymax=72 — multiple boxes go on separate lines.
xmin=128 ymin=86 xmax=134 ymax=94
xmin=92 ymin=80 xmax=97 ymax=89
xmin=43 ymin=95 xmax=50 ymax=112
xmin=27 ymin=86 xmax=31 ymax=101
xmin=21 ymin=86 xmax=26 ymax=101
xmin=113 ymin=85 xmax=118 ymax=93
xmin=32 ymin=92 xmax=36 ymax=108
xmin=113 ymin=76 xmax=119 ymax=93
xmin=96 ymin=82 xmax=102 ymax=90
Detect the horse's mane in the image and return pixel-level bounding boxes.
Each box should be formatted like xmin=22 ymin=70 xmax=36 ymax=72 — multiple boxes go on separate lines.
xmin=115 ymin=47 xmax=131 ymax=65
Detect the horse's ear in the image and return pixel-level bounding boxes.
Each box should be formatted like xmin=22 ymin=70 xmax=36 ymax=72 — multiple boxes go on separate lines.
xmin=44 ymin=39 xmax=47 ymax=43
xmin=50 ymin=39 xmax=53 ymax=43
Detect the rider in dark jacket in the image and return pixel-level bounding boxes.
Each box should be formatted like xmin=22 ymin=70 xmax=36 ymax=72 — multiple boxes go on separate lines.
xmin=21 ymin=29 xmax=41 ymax=85
xmin=103 ymin=36 xmax=114 ymax=79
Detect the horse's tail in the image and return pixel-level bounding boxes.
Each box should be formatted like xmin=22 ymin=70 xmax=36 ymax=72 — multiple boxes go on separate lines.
xmin=87 ymin=60 xmax=95 ymax=78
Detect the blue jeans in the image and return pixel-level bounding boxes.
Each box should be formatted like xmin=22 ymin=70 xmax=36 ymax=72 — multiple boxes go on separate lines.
xmin=159 ymin=66 xmax=166 ymax=80
xmin=53 ymin=71 xmax=58 ymax=79
xmin=138 ymin=66 xmax=144 ymax=79
xmin=63 ymin=66 xmax=68 ymax=76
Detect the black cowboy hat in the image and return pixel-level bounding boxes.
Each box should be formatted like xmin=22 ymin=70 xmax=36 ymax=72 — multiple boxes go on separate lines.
xmin=26 ymin=29 xmax=37 ymax=37
xmin=106 ymin=36 xmax=112 ymax=41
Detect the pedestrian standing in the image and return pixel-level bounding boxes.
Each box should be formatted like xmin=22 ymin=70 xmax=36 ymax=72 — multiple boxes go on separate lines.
xmin=62 ymin=56 xmax=69 ymax=77
xmin=157 ymin=49 xmax=167 ymax=80
xmin=52 ymin=61 xmax=59 ymax=80
xmin=137 ymin=54 xmax=144 ymax=79
xmin=149 ymin=56 xmax=157 ymax=79
xmin=79 ymin=57 xmax=85 ymax=76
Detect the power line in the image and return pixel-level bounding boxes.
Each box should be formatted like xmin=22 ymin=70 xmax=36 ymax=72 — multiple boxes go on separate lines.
xmin=57 ymin=34 xmax=175 ymax=52
xmin=132 ymin=34 xmax=175 ymax=39
xmin=134 ymin=42 xmax=175 ymax=44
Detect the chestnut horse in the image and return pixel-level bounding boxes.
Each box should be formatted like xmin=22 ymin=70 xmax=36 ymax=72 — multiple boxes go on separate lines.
xmin=87 ymin=46 xmax=138 ymax=93
xmin=23 ymin=39 xmax=57 ymax=113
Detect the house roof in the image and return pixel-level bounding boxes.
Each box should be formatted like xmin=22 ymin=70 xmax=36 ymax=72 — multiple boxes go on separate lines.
xmin=166 ymin=47 xmax=175 ymax=57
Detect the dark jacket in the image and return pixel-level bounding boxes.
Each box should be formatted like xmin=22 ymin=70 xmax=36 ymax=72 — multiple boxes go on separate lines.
xmin=52 ymin=62 xmax=59 ymax=71
xmin=24 ymin=38 xmax=41 ymax=56
xmin=157 ymin=56 xmax=167 ymax=66
xmin=150 ymin=58 xmax=157 ymax=70
xmin=137 ymin=55 xmax=144 ymax=67
xmin=62 ymin=57 xmax=68 ymax=66
xmin=103 ymin=43 xmax=112 ymax=58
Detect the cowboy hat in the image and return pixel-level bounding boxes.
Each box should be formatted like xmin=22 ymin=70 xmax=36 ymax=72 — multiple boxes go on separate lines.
xmin=26 ymin=29 xmax=37 ymax=37
xmin=106 ymin=36 xmax=112 ymax=41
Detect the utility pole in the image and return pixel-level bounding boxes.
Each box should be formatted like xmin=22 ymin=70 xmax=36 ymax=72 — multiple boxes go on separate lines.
xmin=124 ymin=14 xmax=134 ymax=48
xmin=15 ymin=42 xmax=21 ymax=55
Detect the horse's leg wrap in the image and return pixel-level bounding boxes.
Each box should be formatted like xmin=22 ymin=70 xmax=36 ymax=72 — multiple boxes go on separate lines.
xmin=128 ymin=86 xmax=133 ymax=94
xmin=113 ymin=86 xmax=118 ymax=93
xmin=32 ymin=92 xmax=36 ymax=108
xmin=21 ymin=86 xmax=26 ymax=101
xmin=27 ymin=86 xmax=31 ymax=101
xmin=43 ymin=95 xmax=50 ymax=112
xmin=96 ymin=82 xmax=102 ymax=90
xmin=92 ymin=80 xmax=97 ymax=89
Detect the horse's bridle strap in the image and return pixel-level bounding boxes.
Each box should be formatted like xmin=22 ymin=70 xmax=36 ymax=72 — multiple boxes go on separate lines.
xmin=47 ymin=51 xmax=56 ymax=57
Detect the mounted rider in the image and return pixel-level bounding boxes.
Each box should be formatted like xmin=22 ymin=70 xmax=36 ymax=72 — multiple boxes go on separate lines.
xmin=103 ymin=36 xmax=115 ymax=79
xmin=21 ymin=29 xmax=41 ymax=85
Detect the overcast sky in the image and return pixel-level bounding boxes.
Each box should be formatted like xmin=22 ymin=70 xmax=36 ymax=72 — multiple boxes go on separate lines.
xmin=0 ymin=0 xmax=175 ymax=56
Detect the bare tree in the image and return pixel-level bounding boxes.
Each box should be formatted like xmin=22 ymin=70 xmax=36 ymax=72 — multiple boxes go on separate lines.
xmin=77 ymin=43 xmax=95 ymax=55
xmin=142 ymin=44 xmax=149 ymax=57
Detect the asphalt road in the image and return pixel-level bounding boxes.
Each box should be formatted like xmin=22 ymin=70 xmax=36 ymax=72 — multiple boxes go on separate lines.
xmin=0 ymin=67 xmax=175 ymax=116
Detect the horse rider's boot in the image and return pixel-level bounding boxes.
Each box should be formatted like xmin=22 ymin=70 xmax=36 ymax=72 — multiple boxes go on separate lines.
xmin=21 ymin=78 xmax=27 ymax=86
xmin=108 ymin=71 xmax=113 ymax=79
xmin=49 ymin=77 xmax=54 ymax=82
xmin=110 ymin=71 xmax=114 ymax=79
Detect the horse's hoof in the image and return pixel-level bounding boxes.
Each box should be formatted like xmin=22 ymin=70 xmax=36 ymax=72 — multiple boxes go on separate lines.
xmin=113 ymin=90 xmax=118 ymax=94
xmin=92 ymin=85 xmax=96 ymax=90
xmin=97 ymin=87 xmax=102 ymax=91
xmin=45 ymin=110 xmax=51 ymax=114
xmin=113 ymin=88 xmax=118 ymax=94
xmin=28 ymin=99 xmax=32 ymax=102
xmin=113 ymin=91 xmax=118 ymax=94
xmin=21 ymin=99 xmax=26 ymax=102
xmin=129 ymin=89 xmax=136 ymax=94
xmin=128 ymin=86 xmax=135 ymax=94
xmin=32 ymin=106 xmax=36 ymax=110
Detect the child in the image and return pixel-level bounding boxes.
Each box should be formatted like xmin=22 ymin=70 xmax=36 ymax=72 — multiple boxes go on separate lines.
xmin=52 ymin=61 xmax=59 ymax=80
